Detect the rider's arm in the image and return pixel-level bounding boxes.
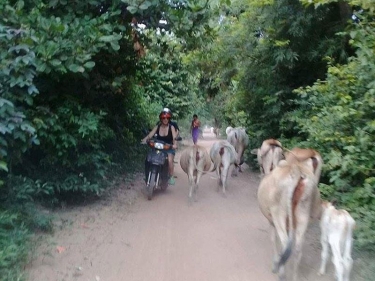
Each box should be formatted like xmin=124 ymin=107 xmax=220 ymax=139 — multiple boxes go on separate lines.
xmin=142 ymin=126 xmax=158 ymax=143
xmin=171 ymin=126 xmax=178 ymax=149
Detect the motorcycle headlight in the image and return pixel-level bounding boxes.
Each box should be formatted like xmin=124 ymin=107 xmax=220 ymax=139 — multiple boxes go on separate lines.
xmin=154 ymin=142 xmax=164 ymax=150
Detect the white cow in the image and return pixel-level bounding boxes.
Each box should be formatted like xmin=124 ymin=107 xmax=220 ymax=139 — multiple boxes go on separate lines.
xmin=209 ymin=140 xmax=238 ymax=196
xmin=226 ymin=127 xmax=249 ymax=175
xmin=225 ymin=126 xmax=233 ymax=136
xmin=257 ymin=148 xmax=323 ymax=281
xmin=319 ymin=201 xmax=356 ymax=281
xmin=251 ymin=139 xmax=284 ymax=176
xmin=180 ymin=145 xmax=214 ymax=204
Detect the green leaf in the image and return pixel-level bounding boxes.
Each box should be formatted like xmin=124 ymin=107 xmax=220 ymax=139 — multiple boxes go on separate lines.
xmin=49 ymin=0 xmax=58 ymax=7
xmin=139 ymin=1 xmax=152 ymax=10
xmin=28 ymin=85 xmax=39 ymax=95
xmin=126 ymin=5 xmax=138 ymax=14
xmin=99 ymin=35 xmax=121 ymax=42
xmin=68 ymin=64 xmax=85 ymax=73
xmin=50 ymin=59 xmax=62 ymax=66
xmin=110 ymin=41 xmax=120 ymax=51
xmin=84 ymin=61 xmax=95 ymax=68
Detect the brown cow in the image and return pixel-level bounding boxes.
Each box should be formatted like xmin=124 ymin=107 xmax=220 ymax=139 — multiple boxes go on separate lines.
xmin=180 ymin=145 xmax=214 ymax=204
xmin=257 ymin=148 xmax=323 ymax=281
xmin=210 ymin=140 xmax=238 ymax=196
xmin=251 ymin=139 xmax=284 ymax=176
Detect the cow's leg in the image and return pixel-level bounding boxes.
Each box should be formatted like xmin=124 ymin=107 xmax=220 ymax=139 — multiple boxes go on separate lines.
xmin=216 ymin=166 xmax=222 ymax=192
xmin=343 ymin=228 xmax=354 ymax=281
xmin=343 ymin=255 xmax=353 ymax=281
xmin=343 ymin=218 xmax=355 ymax=281
xmin=231 ymin=162 xmax=239 ymax=177
xmin=329 ymin=234 xmax=344 ymax=281
xmin=194 ymin=171 xmax=204 ymax=202
xmin=221 ymin=163 xmax=231 ymax=196
xmin=319 ymin=223 xmax=329 ymax=275
xmin=270 ymin=225 xmax=280 ymax=273
xmin=187 ymin=169 xmax=195 ymax=204
xmin=292 ymin=215 xmax=309 ymax=281
xmin=271 ymin=208 xmax=288 ymax=280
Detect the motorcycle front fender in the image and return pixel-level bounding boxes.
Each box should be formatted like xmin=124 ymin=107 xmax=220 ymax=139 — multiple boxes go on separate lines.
xmin=150 ymin=164 xmax=161 ymax=174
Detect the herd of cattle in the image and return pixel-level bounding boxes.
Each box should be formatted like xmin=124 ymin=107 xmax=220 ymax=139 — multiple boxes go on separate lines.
xmin=178 ymin=127 xmax=356 ymax=281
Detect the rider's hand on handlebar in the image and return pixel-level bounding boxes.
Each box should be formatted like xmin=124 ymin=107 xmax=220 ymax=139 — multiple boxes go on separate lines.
xmin=141 ymin=139 xmax=147 ymax=144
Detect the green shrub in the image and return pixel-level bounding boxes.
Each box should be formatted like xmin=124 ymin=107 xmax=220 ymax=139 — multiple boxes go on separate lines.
xmin=0 ymin=211 xmax=31 ymax=281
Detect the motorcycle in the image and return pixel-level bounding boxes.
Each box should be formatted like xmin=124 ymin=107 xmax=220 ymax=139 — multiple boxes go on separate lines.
xmin=143 ymin=138 xmax=171 ymax=200
xmin=142 ymin=131 xmax=182 ymax=200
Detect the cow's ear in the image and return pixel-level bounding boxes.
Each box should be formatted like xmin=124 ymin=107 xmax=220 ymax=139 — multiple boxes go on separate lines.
xmin=251 ymin=148 xmax=259 ymax=155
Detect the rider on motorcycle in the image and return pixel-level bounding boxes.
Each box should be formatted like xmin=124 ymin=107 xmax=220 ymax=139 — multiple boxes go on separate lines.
xmin=156 ymin=108 xmax=180 ymax=137
xmin=142 ymin=109 xmax=178 ymax=185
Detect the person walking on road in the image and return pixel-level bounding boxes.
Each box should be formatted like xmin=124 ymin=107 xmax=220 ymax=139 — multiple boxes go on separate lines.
xmin=191 ymin=114 xmax=201 ymax=145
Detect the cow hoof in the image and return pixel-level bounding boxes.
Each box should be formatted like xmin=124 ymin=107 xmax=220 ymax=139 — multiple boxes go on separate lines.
xmin=188 ymin=198 xmax=193 ymax=206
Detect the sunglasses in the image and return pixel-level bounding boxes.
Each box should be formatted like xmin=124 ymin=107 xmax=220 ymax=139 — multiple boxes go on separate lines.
xmin=161 ymin=117 xmax=170 ymax=120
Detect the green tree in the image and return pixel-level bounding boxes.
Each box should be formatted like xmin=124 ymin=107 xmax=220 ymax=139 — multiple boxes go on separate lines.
xmin=289 ymin=2 xmax=375 ymax=248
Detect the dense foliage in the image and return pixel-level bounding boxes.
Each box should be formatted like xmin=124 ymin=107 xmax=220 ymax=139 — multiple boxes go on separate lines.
xmin=289 ymin=10 xmax=375 ymax=248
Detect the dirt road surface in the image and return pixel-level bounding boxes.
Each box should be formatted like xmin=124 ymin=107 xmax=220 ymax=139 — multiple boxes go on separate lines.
xmin=27 ymin=133 xmax=341 ymax=281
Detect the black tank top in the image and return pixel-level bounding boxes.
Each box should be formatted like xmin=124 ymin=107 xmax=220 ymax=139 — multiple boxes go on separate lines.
xmin=156 ymin=124 xmax=173 ymax=144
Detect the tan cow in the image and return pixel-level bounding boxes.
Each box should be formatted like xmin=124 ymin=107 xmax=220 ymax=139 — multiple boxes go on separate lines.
xmin=251 ymin=139 xmax=284 ymax=176
xmin=319 ymin=201 xmax=356 ymax=281
xmin=209 ymin=140 xmax=238 ymax=196
xmin=226 ymin=127 xmax=249 ymax=175
xmin=257 ymin=148 xmax=323 ymax=281
xmin=180 ymin=145 xmax=214 ymax=204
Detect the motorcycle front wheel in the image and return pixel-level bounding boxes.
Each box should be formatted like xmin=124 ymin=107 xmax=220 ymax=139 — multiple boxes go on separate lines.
xmin=147 ymin=171 xmax=157 ymax=200
xmin=160 ymin=180 xmax=168 ymax=191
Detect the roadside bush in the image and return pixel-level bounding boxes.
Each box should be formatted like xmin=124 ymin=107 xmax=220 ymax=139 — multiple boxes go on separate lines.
xmin=0 ymin=211 xmax=31 ymax=281
xmin=287 ymin=14 xmax=375 ymax=249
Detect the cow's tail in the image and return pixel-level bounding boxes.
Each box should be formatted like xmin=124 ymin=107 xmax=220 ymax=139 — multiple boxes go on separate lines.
xmin=277 ymin=174 xmax=305 ymax=270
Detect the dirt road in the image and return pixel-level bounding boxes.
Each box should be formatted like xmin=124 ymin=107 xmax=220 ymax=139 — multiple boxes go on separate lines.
xmin=27 ymin=133 xmax=337 ymax=281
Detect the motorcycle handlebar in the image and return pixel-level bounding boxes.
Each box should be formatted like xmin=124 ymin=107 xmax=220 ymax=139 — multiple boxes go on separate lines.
xmin=141 ymin=136 xmax=182 ymax=144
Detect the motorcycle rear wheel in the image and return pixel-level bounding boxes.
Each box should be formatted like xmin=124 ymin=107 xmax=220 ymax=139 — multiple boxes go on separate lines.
xmin=147 ymin=172 xmax=156 ymax=200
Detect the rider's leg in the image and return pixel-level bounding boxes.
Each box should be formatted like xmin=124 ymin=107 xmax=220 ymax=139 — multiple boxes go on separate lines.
xmin=168 ymin=153 xmax=174 ymax=177
xmin=167 ymin=152 xmax=175 ymax=185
